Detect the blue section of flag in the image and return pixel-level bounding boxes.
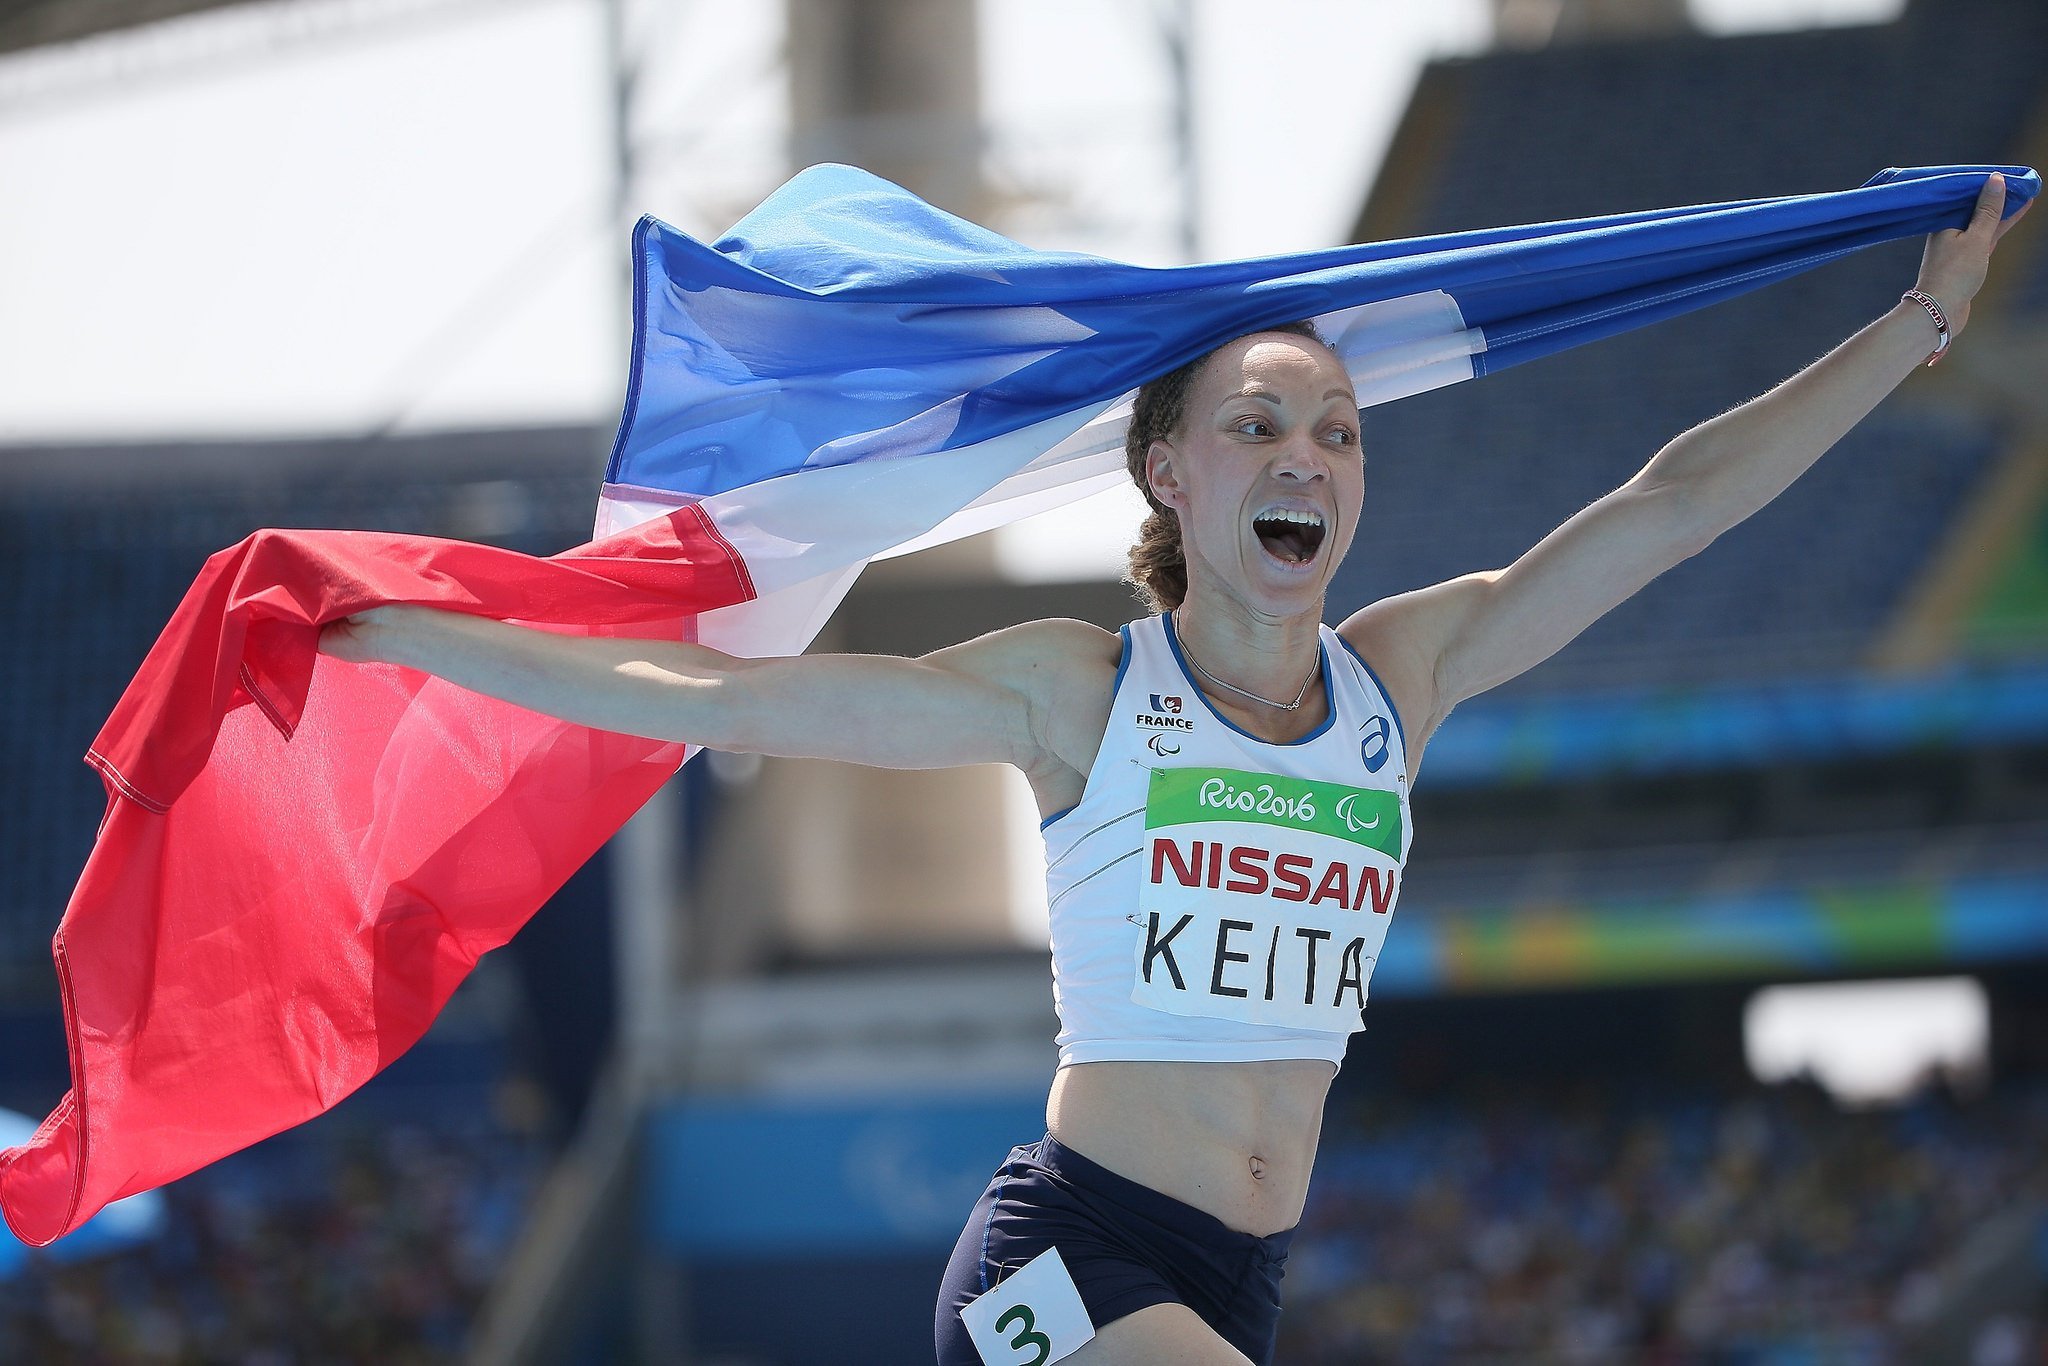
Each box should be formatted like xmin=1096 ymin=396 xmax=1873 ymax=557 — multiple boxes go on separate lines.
xmin=608 ymin=163 xmax=2035 ymax=501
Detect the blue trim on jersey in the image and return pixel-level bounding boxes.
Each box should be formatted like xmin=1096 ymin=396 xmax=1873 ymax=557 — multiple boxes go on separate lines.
xmin=1337 ymin=634 xmax=1408 ymax=759
xmin=1160 ymin=612 xmax=1336 ymax=748
xmin=1041 ymin=625 xmax=1132 ymax=835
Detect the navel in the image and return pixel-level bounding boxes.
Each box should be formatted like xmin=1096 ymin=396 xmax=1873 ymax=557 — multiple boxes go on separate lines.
xmin=1248 ymin=1154 xmax=1267 ymax=1181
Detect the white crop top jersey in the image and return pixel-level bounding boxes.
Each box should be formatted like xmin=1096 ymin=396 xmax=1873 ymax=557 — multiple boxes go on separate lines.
xmin=1041 ymin=613 xmax=1412 ymax=1069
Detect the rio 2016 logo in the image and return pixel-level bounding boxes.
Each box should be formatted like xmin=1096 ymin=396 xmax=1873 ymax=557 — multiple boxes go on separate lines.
xmin=1197 ymin=776 xmax=1315 ymax=822
xmin=1148 ymin=766 xmax=1401 ymax=856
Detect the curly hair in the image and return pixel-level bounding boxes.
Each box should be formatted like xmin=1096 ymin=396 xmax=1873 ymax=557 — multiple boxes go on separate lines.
xmin=1123 ymin=319 xmax=1331 ymax=612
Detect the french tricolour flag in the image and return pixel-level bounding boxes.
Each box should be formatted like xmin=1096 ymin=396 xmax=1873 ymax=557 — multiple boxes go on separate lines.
xmin=1 ymin=163 xmax=2032 ymax=1245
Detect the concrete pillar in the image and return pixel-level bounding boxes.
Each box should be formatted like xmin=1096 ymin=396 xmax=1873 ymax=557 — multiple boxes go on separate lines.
xmin=786 ymin=0 xmax=986 ymax=220
xmin=1494 ymin=0 xmax=1691 ymax=48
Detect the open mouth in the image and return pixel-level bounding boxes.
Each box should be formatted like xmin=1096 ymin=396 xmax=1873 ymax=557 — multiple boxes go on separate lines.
xmin=1252 ymin=508 xmax=1327 ymax=565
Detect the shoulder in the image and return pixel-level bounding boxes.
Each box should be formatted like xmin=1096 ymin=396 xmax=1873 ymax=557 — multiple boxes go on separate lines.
xmin=921 ymin=617 xmax=1124 ymax=735
xmin=922 ymin=616 xmax=1121 ymax=683
xmin=924 ymin=617 xmax=1125 ymax=788
xmin=1007 ymin=616 xmax=1125 ymax=666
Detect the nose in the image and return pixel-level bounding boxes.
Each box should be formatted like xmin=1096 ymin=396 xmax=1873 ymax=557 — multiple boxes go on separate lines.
xmin=1271 ymin=432 xmax=1328 ymax=481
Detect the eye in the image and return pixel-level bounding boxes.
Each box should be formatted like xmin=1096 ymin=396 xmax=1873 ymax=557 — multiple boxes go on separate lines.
xmin=1232 ymin=416 xmax=1275 ymax=438
xmin=1325 ymin=424 xmax=1359 ymax=448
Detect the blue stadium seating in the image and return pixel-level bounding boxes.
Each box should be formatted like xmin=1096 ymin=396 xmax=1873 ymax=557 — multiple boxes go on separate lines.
xmin=0 ymin=442 xmax=597 ymax=1004
xmin=1332 ymin=0 xmax=2048 ymax=695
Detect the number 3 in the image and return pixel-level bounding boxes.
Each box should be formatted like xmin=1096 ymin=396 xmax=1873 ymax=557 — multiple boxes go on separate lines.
xmin=995 ymin=1303 xmax=1052 ymax=1366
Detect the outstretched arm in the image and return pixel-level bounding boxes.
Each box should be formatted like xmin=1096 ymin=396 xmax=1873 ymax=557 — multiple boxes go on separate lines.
xmin=1343 ymin=172 xmax=2031 ymax=758
xmin=319 ymin=607 xmax=1118 ymax=777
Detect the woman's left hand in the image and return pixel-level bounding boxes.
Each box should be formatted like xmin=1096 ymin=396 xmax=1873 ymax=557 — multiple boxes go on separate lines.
xmin=1915 ymin=172 xmax=2032 ymax=340
xmin=318 ymin=604 xmax=408 ymax=666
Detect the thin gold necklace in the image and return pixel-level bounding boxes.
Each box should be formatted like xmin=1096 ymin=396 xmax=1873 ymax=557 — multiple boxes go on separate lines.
xmin=1172 ymin=612 xmax=1319 ymax=712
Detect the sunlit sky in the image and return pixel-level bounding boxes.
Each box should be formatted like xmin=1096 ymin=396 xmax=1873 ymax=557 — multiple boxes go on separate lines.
xmin=0 ymin=0 xmax=1899 ymax=444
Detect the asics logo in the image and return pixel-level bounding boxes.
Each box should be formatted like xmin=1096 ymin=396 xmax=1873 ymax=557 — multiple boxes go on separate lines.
xmin=1359 ymin=714 xmax=1391 ymax=773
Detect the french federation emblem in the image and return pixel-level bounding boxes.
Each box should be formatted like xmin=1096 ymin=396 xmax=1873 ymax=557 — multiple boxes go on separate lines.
xmin=1149 ymin=693 xmax=1183 ymax=714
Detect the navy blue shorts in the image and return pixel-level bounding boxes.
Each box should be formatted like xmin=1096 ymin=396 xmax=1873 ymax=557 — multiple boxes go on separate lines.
xmin=934 ymin=1134 xmax=1292 ymax=1365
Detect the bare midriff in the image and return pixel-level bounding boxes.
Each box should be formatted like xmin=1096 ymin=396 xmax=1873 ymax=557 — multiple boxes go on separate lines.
xmin=1045 ymin=1057 xmax=1336 ymax=1238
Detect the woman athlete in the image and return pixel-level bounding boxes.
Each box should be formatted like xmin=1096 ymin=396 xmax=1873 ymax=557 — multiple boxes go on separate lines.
xmin=322 ymin=174 xmax=2024 ymax=1364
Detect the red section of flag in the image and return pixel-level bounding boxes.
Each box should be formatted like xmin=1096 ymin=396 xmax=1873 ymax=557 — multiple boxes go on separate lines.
xmin=0 ymin=506 xmax=748 ymax=1247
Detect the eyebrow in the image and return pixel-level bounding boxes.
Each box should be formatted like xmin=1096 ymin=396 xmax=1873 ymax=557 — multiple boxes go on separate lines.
xmin=1227 ymin=386 xmax=1357 ymax=406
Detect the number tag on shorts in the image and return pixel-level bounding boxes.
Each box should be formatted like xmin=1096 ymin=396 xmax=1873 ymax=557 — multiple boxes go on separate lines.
xmin=959 ymin=1246 xmax=1095 ymax=1366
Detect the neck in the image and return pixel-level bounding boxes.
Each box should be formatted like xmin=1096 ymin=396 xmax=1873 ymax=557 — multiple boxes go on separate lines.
xmin=1171 ymin=598 xmax=1324 ymax=708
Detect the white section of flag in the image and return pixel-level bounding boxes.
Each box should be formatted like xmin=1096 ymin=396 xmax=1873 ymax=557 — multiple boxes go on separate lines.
xmin=592 ymin=288 xmax=1481 ymax=658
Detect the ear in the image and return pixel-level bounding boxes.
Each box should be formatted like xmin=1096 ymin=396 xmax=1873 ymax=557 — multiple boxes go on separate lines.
xmin=1145 ymin=437 xmax=1189 ymax=513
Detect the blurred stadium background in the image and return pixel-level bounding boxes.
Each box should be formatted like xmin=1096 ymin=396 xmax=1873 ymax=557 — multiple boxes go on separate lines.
xmin=3 ymin=0 xmax=2047 ymax=1361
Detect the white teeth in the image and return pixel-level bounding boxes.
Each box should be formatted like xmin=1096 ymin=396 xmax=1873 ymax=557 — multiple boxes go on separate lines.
xmin=1255 ymin=508 xmax=1324 ymax=527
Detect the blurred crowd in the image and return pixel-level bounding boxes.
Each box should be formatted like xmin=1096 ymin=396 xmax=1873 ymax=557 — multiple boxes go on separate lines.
xmin=1280 ymin=1075 xmax=2048 ymax=1365
xmin=0 ymin=1100 xmax=545 ymax=1366
xmin=6 ymin=1070 xmax=2047 ymax=1362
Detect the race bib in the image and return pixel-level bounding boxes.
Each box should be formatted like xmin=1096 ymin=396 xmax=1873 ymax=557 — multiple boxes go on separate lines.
xmin=960 ymin=1247 xmax=1095 ymax=1366
xmin=1132 ymin=766 xmax=1403 ymax=1033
